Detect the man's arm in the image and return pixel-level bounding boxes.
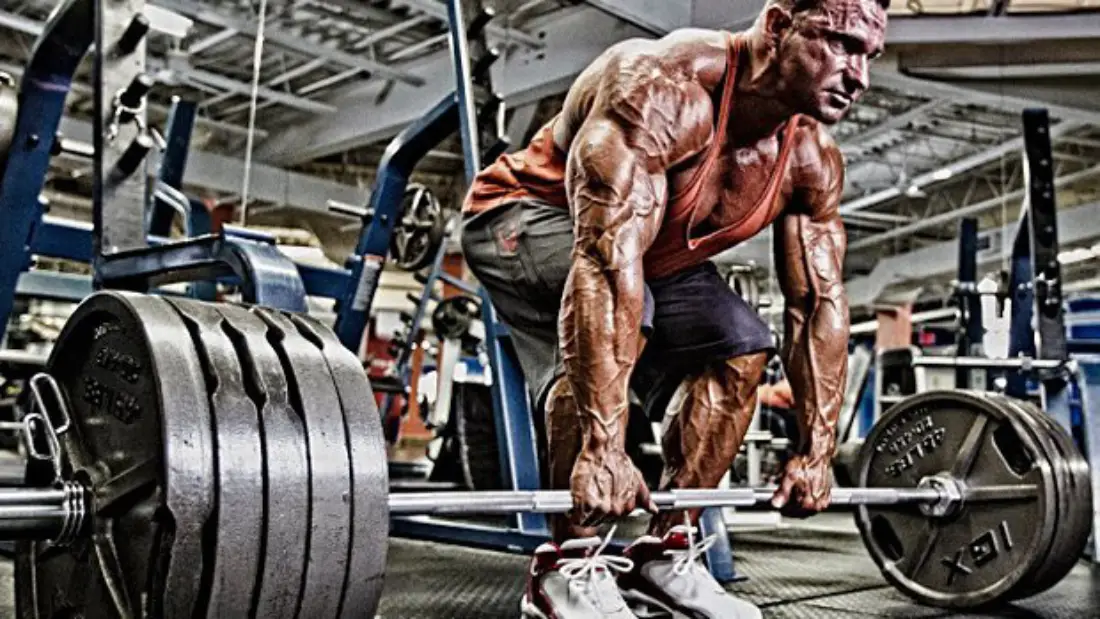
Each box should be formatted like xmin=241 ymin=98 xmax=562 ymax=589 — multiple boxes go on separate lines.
xmin=559 ymin=42 xmax=718 ymax=520
xmin=772 ymin=128 xmax=849 ymax=511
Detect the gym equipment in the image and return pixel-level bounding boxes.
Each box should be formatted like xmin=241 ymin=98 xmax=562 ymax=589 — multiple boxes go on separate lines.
xmin=855 ymin=389 xmax=1090 ymax=609
xmin=391 ymin=184 xmax=447 ymax=272
xmin=3 ymin=290 xmax=1092 ymax=618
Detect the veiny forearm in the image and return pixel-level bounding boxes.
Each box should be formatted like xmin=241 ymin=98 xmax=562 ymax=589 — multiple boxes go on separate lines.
xmin=560 ymin=256 xmax=646 ymax=453
xmin=780 ymin=216 xmax=849 ymax=460
xmin=783 ymin=295 xmax=849 ymax=459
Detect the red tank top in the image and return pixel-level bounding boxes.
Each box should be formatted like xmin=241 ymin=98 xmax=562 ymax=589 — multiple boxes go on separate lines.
xmin=463 ymin=35 xmax=800 ymax=279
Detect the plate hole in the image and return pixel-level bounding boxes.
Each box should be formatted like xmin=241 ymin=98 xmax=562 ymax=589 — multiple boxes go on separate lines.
xmin=993 ymin=423 xmax=1034 ymax=476
xmin=871 ymin=516 xmax=904 ymax=561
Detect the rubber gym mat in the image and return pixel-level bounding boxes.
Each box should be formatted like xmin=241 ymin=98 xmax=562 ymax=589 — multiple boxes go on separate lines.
xmin=377 ymin=527 xmax=1100 ymax=619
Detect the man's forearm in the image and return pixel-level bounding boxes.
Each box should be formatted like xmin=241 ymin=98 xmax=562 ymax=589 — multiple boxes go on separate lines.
xmin=782 ymin=297 xmax=849 ymax=460
xmin=559 ymin=257 xmax=646 ymax=454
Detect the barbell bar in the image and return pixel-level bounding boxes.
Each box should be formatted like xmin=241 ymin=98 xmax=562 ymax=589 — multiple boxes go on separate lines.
xmin=0 ymin=476 xmax=1037 ymax=540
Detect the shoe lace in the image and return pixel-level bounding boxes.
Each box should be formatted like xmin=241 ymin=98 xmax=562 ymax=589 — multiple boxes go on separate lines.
xmin=558 ymin=526 xmax=634 ymax=608
xmin=665 ymin=514 xmax=724 ymax=593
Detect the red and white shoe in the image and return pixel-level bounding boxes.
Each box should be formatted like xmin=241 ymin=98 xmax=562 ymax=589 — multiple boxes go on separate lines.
xmin=619 ymin=526 xmax=762 ymax=619
xmin=520 ymin=530 xmax=639 ymax=619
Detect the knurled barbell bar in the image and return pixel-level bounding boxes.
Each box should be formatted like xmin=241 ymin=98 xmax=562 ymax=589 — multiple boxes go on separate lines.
xmin=0 ymin=475 xmax=1034 ymax=538
xmin=10 ymin=291 xmax=1093 ymax=619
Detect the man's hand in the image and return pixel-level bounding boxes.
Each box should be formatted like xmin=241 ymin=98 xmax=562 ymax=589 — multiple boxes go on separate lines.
xmin=770 ymin=453 xmax=833 ymax=518
xmin=570 ymin=447 xmax=657 ymax=527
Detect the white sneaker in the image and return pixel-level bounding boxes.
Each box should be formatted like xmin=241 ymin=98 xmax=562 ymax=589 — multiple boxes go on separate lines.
xmin=619 ymin=525 xmax=762 ymax=619
xmin=520 ymin=528 xmax=639 ymax=619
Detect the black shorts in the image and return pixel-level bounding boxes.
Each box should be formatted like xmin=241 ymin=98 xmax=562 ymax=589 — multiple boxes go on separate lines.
xmin=460 ymin=199 xmax=776 ymax=419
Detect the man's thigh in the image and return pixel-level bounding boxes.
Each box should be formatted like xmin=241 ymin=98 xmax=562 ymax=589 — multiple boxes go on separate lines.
xmin=633 ymin=261 xmax=776 ymax=420
xmin=460 ymin=199 xmax=575 ymax=408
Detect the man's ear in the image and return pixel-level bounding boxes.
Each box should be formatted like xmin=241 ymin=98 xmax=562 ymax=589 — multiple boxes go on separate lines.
xmin=762 ymin=6 xmax=793 ymax=52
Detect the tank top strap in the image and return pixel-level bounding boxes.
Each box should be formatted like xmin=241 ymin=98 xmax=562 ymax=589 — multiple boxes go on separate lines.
xmin=668 ymin=33 xmax=743 ymax=205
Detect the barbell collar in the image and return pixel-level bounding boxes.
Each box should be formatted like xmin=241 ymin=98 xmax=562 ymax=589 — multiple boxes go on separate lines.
xmin=0 ymin=483 xmax=85 ymax=543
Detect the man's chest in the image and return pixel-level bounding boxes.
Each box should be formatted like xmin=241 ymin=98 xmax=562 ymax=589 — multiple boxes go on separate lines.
xmin=668 ymin=139 xmax=797 ymax=233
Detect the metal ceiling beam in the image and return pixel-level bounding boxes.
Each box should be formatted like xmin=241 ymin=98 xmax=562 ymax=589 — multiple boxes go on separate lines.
xmin=583 ymin=0 xmax=691 ymax=36
xmin=871 ymin=68 xmax=1100 ymax=127
xmin=848 ymin=163 xmax=1100 ymax=251
xmin=840 ymin=98 xmax=946 ymax=155
xmin=162 ymin=63 xmax=337 ymax=114
xmin=845 ymin=199 xmax=1100 ymax=307
xmin=155 ymin=0 xmax=424 ymax=86
xmin=0 ymin=9 xmax=332 ymax=115
xmin=897 ymin=39 xmax=1100 ymax=71
xmin=840 ymin=121 xmax=1085 ymax=215
xmin=391 ymin=0 xmax=544 ymax=48
xmin=255 ymin=6 xmax=645 ymax=165
xmin=188 ymin=26 xmax=238 ymax=55
xmin=0 ymin=59 xmax=263 ymax=138
xmin=887 ymin=13 xmax=1100 ymax=45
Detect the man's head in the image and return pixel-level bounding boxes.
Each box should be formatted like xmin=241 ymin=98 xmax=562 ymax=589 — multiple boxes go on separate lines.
xmin=755 ymin=0 xmax=888 ymax=124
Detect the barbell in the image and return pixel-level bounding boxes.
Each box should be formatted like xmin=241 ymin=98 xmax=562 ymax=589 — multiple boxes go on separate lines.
xmin=7 ymin=291 xmax=1093 ymax=618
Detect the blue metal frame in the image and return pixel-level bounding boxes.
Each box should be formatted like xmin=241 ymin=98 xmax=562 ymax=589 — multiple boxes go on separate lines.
xmin=332 ymin=95 xmax=459 ymax=351
xmin=480 ymin=291 xmax=549 ymax=536
xmin=391 ymin=0 xmax=554 ymax=553
xmin=147 ymin=99 xmax=197 ymax=237
xmin=0 ymin=0 xmax=93 ymax=345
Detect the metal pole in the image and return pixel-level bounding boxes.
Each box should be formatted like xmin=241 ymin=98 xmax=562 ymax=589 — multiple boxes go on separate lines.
xmin=445 ymin=0 xmax=482 ymax=182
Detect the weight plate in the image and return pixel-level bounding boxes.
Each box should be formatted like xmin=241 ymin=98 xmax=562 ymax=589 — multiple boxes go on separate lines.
xmin=16 ymin=292 xmax=215 ymax=619
xmin=166 ymin=299 xmax=265 ymax=618
xmin=216 ymin=304 xmax=310 ymax=618
xmin=290 ymin=313 xmax=390 ymax=619
xmin=983 ymin=394 xmax=1069 ymax=599
xmin=854 ymin=390 xmax=1057 ymax=609
xmin=996 ymin=395 xmax=1092 ymax=599
xmin=253 ymin=308 xmax=352 ymax=618
xmin=391 ymin=184 xmax=446 ymax=271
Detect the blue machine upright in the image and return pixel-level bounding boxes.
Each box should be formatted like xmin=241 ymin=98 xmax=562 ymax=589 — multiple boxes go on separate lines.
xmin=0 ymin=0 xmax=93 ymax=344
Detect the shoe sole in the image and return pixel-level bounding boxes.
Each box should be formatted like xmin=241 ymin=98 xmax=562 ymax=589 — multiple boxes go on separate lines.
xmin=519 ymin=595 xmax=551 ymax=619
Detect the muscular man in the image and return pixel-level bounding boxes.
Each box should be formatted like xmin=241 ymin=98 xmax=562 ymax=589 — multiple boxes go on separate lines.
xmin=460 ymin=0 xmax=887 ymax=616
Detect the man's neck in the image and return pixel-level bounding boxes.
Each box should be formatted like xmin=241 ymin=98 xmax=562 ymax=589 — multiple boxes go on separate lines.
xmin=725 ymin=29 xmax=798 ymax=144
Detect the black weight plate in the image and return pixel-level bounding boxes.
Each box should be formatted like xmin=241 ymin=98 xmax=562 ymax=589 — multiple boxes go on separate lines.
xmin=981 ymin=393 xmax=1068 ymax=599
xmin=854 ymin=390 xmax=1057 ymax=609
xmin=216 ymin=304 xmax=310 ymax=618
xmin=16 ymin=291 xmax=215 ymax=619
xmin=254 ymin=308 xmax=352 ymax=618
xmin=290 ymin=314 xmax=389 ymax=619
xmin=997 ymin=396 xmax=1092 ymax=599
xmin=166 ymin=299 xmax=265 ymax=618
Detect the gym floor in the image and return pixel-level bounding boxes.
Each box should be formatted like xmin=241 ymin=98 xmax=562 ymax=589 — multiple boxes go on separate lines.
xmin=374 ymin=514 xmax=1099 ymax=619
xmin=0 ymin=517 xmax=1091 ymax=617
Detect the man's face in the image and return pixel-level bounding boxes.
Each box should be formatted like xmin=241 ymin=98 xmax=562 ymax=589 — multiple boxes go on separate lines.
xmin=775 ymin=0 xmax=887 ymax=124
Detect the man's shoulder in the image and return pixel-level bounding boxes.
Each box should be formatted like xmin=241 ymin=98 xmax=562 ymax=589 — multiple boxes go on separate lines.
xmin=603 ymin=29 xmax=732 ymax=90
xmin=788 ymin=117 xmax=845 ymax=219
xmin=790 ymin=118 xmax=843 ymax=180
